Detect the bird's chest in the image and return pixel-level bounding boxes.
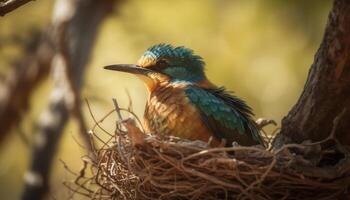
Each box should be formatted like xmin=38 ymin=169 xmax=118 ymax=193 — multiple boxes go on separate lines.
xmin=143 ymin=84 xmax=209 ymax=139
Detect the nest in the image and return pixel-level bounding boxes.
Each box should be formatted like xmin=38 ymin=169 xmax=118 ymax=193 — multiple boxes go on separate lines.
xmin=63 ymin=100 xmax=350 ymax=200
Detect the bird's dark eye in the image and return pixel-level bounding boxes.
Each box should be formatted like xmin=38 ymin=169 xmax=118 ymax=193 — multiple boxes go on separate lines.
xmin=156 ymin=59 xmax=168 ymax=67
xmin=150 ymin=59 xmax=169 ymax=72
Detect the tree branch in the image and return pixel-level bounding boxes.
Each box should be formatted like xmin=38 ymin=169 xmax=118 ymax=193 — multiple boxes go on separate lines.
xmin=0 ymin=0 xmax=34 ymax=16
xmin=0 ymin=30 xmax=54 ymax=144
xmin=21 ymin=0 xmax=117 ymax=199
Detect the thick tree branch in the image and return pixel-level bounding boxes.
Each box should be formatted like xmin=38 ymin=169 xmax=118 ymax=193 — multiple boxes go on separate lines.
xmin=21 ymin=0 xmax=116 ymax=199
xmin=0 ymin=0 xmax=33 ymax=16
xmin=276 ymin=0 xmax=350 ymax=148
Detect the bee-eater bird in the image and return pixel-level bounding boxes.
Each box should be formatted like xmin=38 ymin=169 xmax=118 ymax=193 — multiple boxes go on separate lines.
xmin=104 ymin=44 xmax=262 ymax=147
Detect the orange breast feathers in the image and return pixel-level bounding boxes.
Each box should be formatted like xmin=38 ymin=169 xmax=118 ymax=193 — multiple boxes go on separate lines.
xmin=143 ymin=82 xmax=220 ymax=145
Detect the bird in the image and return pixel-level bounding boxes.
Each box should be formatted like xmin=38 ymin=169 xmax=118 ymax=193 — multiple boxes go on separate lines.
xmin=104 ymin=44 xmax=262 ymax=147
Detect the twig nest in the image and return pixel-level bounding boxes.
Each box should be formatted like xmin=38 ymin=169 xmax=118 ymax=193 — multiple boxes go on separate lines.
xmin=66 ymin=102 xmax=350 ymax=200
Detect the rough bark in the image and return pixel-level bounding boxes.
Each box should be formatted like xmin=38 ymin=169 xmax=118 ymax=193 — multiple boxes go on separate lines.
xmin=277 ymin=0 xmax=350 ymax=147
xmin=21 ymin=0 xmax=116 ymax=199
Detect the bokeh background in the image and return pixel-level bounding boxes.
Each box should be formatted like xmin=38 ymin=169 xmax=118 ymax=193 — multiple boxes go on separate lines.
xmin=0 ymin=0 xmax=332 ymax=199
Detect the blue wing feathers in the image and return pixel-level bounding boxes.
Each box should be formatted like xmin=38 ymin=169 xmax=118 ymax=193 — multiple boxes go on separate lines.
xmin=185 ymin=86 xmax=260 ymax=144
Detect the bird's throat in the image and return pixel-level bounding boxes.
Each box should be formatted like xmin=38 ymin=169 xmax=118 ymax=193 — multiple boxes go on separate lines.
xmin=136 ymin=74 xmax=157 ymax=92
xmin=136 ymin=73 xmax=171 ymax=93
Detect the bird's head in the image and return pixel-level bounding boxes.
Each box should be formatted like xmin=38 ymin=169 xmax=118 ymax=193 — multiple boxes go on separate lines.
xmin=104 ymin=44 xmax=206 ymax=91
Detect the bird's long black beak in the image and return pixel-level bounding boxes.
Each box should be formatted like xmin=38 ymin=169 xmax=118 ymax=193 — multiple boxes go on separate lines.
xmin=103 ymin=64 xmax=154 ymax=76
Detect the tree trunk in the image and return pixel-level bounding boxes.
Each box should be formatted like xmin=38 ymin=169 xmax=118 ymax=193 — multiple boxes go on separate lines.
xmin=276 ymin=0 xmax=350 ymax=148
xmin=21 ymin=0 xmax=116 ymax=199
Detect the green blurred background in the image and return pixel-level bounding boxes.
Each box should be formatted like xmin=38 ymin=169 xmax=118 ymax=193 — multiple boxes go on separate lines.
xmin=0 ymin=0 xmax=332 ymax=199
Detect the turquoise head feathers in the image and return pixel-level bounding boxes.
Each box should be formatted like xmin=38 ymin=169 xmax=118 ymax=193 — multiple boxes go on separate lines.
xmin=137 ymin=44 xmax=206 ymax=82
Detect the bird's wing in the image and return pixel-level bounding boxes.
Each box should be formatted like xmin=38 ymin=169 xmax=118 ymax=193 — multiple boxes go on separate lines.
xmin=185 ymin=86 xmax=261 ymax=146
